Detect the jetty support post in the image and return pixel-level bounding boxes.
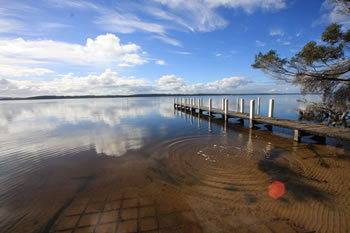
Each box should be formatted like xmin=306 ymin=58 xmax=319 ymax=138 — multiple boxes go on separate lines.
xmin=268 ymin=99 xmax=274 ymax=118
xmin=222 ymin=98 xmax=225 ymax=110
xmin=294 ymin=129 xmax=301 ymax=142
xmin=250 ymin=100 xmax=255 ymax=129
xmin=224 ymin=98 xmax=228 ymax=121
xmin=240 ymin=98 xmax=244 ymax=113
xmin=236 ymin=96 xmax=239 ymax=112
xmin=190 ymin=98 xmax=193 ymax=111
xmin=257 ymin=97 xmax=260 ymax=115
xmin=185 ymin=98 xmax=188 ymax=111
xmin=209 ymin=98 xmax=212 ymax=116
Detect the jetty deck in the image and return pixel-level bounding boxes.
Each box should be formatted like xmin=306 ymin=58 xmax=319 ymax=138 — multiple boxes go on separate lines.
xmin=174 ymin=99 xmax=350 ymax=142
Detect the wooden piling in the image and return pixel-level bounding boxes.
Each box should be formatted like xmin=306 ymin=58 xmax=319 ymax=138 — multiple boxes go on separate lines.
xmin=208 ymin=98 xmax=212 ymax=116
xmin=224 ymin=98 xmax=228 ymax=121
xmin=222 ymin=98 xmax=225 ymax=110
xmin=250 ymin=100 xmax=255 ymax=129
xmin=236 ymin=96 xmax=239 ymax=112
xmin=269 ymin=99 xmax=274 ymax=118
xmin=257 ymin=97 xmax=260 ymax=115
xmin=240 ymin=98 xmax=244 ymax=113
xmin=294 ymin=129 xmax=301 ymax=142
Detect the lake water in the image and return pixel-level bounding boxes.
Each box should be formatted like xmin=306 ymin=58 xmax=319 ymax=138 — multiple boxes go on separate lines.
xmin=0 ymin=95 xmax=349 ymax=233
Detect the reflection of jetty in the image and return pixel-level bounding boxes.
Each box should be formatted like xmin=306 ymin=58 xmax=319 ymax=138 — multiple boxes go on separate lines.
xmin=174 ymin=98 xmax=350 ymax=142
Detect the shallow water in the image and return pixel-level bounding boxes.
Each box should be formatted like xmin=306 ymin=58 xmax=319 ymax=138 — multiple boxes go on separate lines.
xmin=0 ymin=96 xmax=349 ymax=233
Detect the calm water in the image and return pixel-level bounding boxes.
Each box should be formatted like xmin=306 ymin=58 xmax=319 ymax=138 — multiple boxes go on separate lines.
xmin=0 ymin=95 xmax=349 ymax=233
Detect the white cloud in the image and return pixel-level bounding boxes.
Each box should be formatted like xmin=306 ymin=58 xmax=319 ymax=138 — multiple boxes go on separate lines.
xmin=152 ymin=35 xmax=181 ymax=46
xmin=269 ymin=28 xmax=284 ymax=36
xmin=0 ymin=69 xmax=151 ymax=97
xmin=0 ymin=34 xmax=146 ymax=78
xmin=0 ymin=65 xmax=54 ymax=78
xmin=157 ymin=74 xmax=252 ymax=93
xmin=155 ymin=60 xmax=166 ymax=65
xmin=314 ymin=0 xmax=350 ymax=27
xmin=215 ymin=53 xmax=222 ymax=57
xmin=95 ymin=11 xmax=165 ymax=34
xmin=1 ymin=71 xmax=253 ymax=97
xmin=157 ymin=75 xmax=185 ymax=90
xmin=256 ymin=40 xmax=266 ymax=47
xmin=173 ymin=51 xmax=192 ymax=55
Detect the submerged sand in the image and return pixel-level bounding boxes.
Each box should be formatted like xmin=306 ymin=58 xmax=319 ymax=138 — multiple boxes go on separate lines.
xmin=0 ymin=129 xmax=350 ymax=233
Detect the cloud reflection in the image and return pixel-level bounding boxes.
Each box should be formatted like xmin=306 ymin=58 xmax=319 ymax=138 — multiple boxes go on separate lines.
xmin=0 ymin=99 xmax=153 ymax=157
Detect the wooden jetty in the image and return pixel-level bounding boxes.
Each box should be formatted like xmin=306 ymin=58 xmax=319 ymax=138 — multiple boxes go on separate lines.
xmin=174 ymin=97 xmax=350 ymax=142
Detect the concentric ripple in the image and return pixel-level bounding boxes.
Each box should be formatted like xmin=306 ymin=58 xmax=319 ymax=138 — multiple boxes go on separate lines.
xmin=150 ymin=135 xmax=292 ymax=201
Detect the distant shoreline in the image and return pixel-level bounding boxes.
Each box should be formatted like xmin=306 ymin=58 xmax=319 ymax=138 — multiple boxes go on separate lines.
xmin=0 ymin=93 xmax=319 ymax=101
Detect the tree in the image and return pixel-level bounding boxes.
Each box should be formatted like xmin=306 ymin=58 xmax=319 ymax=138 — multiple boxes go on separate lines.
xmin=252 ymin=3 xmax=350 ymax=126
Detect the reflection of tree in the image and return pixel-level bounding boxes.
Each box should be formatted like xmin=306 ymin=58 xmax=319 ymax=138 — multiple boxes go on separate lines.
xmin=298 ymin=99 xmax=349 ymax=127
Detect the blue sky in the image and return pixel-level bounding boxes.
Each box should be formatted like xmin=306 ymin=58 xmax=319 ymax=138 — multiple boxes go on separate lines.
xmin=0 ymin=0 xmax=349 ymax=96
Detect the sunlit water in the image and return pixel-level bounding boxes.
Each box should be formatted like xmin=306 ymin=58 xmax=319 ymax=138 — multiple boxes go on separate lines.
xmin=0 ymin=95 xmax=349 ymax=233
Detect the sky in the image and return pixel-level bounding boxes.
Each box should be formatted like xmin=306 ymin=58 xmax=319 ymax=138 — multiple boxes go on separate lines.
xmin=0 ymin=0 xmax=349 ymax=97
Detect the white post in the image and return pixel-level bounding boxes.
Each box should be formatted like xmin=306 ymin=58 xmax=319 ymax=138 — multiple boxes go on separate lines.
xmin=250 ymin=100 xmax=255 ymax=129
xmin=236 ymin=96 xmax=239 ymax=112
xmin=208 ymin=98 xmax=212 ymax=116
xmin=240 ymin=98 xmax=244 ymax=113
xmin=222 ymin=98 xmax=225 ymax=110
xmin=224 ymin=98 xmax=228 ymax=121
xmin=190 ymin=98 xmax=193 ymax=111
xmin=268 ymin=99 xmax=274 ymax=118
xmin=185 ymin=98 xmax=187 ymax=110
xmin=181 ymin=98 xmax=183 ymax=108
xmin=257 ymin=97 xmax=260 ymax=115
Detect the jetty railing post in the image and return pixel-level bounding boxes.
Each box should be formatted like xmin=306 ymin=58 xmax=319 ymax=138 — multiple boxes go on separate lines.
xmin=236 ymin=96 xmax=239 ymax=112
xmin=268 ymin=99 xmax=274 ymax=118
xmin=222 ymin=98 xmax=225 ymax=110
xmin=257 ymin=97 xmax=260 ymax=115
xmin=240 ymin=98 xmax=244 ymax=113
xmin=208 ymin=98 xmax=212 ymax=116
xmin=224 ymin=98 xmax=228 ymax=121
xmin=250 ymin=100 xmax=255 ymax=129
xmin=190 ymin=98 xmax=193 ymax=111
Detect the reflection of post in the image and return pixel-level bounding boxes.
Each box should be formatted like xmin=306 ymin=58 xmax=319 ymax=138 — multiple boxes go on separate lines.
xmin=198 ymin=98 xmax=201 ymax=114
xmin=247 ymin=129 xmax=253 ymax=155
xmin=236 ymin=96 xmax=239 ymax=112
xmin=224 ymin=98 xmax=228 ymax=121
xmin=240 ymin=98 xmax=244 ymax=113
xmin=191 ymin=110 xmax=193 ymax=125
xmin=250 ymin=100 xmax=255 ymax=129
xmin=223 ymin=118 xmax=227 ymax=133
xmin=198 ymin=114 xmax=201 ymax=128
xmin=208 ymin=115 xmax=212 ymax=132
xmin=185 ymin=108 xmax=187 ymax=121
xmin=269 ymin=99 xmax=274 ymax=118
xmin=257 ymin=97 xmax=261 ymax=115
